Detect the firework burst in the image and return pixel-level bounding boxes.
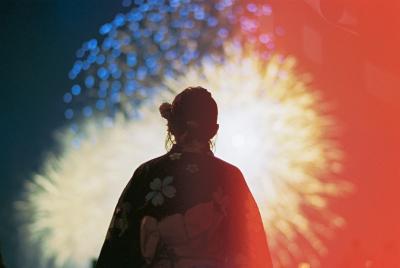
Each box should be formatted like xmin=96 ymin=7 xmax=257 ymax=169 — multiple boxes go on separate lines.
xmin=164 ymin=46 xmax=353 ymax=267
xmin=15 ymin=1 xmax=352 ymax=267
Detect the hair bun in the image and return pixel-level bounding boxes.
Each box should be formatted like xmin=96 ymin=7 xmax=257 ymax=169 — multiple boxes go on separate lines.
xmin=159 ymin=102 xmax=173 ymax=120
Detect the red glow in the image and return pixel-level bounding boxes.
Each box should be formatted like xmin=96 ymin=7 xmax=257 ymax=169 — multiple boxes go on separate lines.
xmin=271 ymin=0 xmax=400 ymax=266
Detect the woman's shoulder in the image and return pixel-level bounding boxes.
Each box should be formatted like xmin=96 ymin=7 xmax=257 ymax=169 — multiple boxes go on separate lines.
xmin=123 ymin=154 xmax=170 ymax=194
xmin=210 ymin=155 xmax=244 ymax=178
xmin=133 ymin=152 xmax=244 ymax=180
xmin=133 ymin=153 xmax=170 ymax=175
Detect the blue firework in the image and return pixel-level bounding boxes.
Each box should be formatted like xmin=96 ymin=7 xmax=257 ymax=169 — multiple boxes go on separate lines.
xmin=64 ymin=0 xmax=276 ymax=123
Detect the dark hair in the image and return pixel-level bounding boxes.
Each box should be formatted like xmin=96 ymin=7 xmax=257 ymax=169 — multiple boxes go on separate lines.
xmin=159 ymin=86 xmax=218 ymax=149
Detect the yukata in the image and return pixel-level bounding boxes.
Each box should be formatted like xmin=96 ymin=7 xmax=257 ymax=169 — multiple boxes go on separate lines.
xmin=96 ymin=144 xmax=273 ymax=268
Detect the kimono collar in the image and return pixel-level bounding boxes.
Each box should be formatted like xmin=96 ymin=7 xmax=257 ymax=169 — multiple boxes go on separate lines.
xmin=170 ymin=143 xmax=214 ymax=156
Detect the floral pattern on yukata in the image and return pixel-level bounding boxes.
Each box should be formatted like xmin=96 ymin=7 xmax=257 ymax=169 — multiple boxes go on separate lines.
xmin=212 ymin=187 xmax=229 ymax=215
xmin=145 ymin=176 xmax=176 ymax=206
xmin=186 ymin=163 xmax=199 ymax=173
xmin=140 ymin=189 xmax=230 ymax=267
xmin=106 ymin=202 xmax=131 ymax=239
xmin=96 ymin=144 xmax=273 ymax=268
xmin=169 ymin=152 xmax=182 ymax=160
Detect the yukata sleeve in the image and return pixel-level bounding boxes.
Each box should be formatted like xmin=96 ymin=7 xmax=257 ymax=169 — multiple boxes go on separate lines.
xmin=224 ymin=167 xmax=274 ymax=268
xmin=96 ymin=164 xmax=148 ymax=268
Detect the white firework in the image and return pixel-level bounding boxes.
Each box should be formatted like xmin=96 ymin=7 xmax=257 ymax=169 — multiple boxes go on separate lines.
xmin=16 ymin=47 xmax=352 ymax=268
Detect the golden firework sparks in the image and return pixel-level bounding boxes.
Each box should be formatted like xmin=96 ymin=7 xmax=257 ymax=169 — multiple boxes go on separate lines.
xmin=164 ymin=46 xmax=353 ymax=267
xmin=16 ymin=46 xmax=352 ymax=268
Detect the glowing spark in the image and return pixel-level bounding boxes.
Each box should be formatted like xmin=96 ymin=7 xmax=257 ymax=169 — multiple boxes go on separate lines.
xmin=16 ymin=47 xmax=351 ymax=267
xmin=15 ymin=111 xmax=166 ymax=268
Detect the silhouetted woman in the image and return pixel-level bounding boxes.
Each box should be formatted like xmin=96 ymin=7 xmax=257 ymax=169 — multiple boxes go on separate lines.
xmin=96 ymin=86 xmax=273 ymax=268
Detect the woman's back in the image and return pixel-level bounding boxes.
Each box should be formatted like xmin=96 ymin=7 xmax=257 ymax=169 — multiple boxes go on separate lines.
xmin=96 ymin=87 xmax=273 ymax=267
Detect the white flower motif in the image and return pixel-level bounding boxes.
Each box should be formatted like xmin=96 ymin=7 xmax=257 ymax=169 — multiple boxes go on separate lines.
xmin=186 ymin=164 xmax=199 ymax=173
xmin=106 ymin=202 xmax=131 ymax=239
xmin=145 ymin=176 xmax=176 ymax=206
xmin=212 ymin=187 xmax=229 ymax=215
xmin=169 ymin=152 xmax=182 ymax=160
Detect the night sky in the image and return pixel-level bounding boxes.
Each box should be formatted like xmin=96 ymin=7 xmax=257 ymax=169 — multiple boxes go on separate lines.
xmin=1 ymin=0 xmax=400 ymax=267
xmin=0 ymin=1 xmax=122 ymax=266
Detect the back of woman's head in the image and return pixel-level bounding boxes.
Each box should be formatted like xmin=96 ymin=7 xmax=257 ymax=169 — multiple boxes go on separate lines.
xmin=159 ymin=86 xmax=218 ymax=145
